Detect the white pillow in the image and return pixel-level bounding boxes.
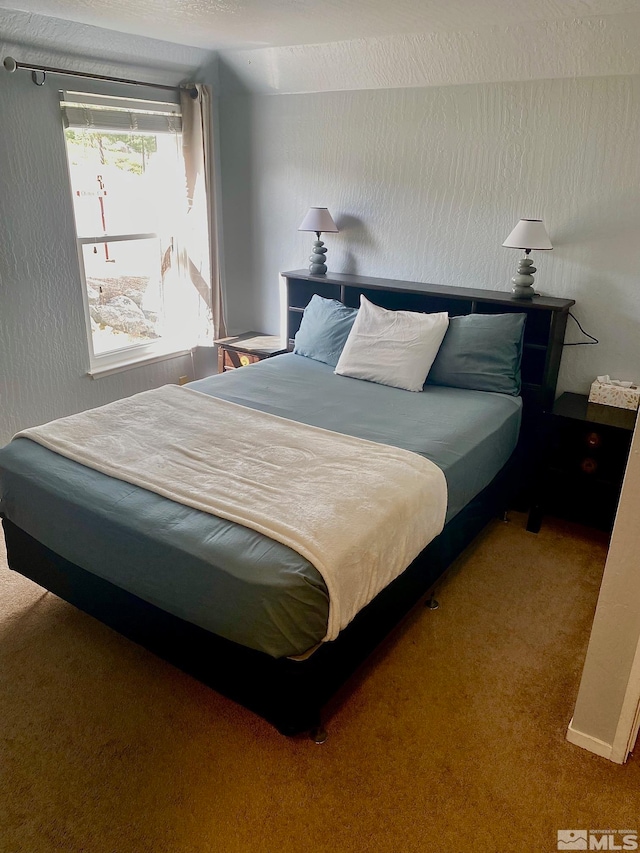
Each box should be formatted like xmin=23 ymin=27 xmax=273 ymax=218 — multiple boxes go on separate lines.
xmin=335 ymin=295 xmax=449 ymax=392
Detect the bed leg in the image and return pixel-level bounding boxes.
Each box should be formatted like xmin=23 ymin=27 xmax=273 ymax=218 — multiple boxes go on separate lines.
xmin=425 ymin=597 xmax=439 ymax=610
xmin=502 ymin=510 xmax=510 ymax=523
xmin=310 ymin=725 xmax=328 ymax=744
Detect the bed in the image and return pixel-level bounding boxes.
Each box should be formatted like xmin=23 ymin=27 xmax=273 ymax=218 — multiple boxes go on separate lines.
xmin=0 ymin=271 xmax=575 ymax=737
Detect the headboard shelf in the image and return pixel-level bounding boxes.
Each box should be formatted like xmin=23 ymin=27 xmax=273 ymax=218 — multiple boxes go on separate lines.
xmin=282 ymin=269 xmax=573 ymax=312
xmin=281 ymin=269 xmax=575 ymax=420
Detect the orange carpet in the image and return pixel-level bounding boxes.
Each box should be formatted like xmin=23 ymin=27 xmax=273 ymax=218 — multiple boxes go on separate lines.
xmin=1 ymin=513 xmax=638 ymax=852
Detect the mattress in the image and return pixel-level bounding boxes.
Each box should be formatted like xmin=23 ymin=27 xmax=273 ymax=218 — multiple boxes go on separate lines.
xmin=0 ymin=353 xmax=521 ymax=657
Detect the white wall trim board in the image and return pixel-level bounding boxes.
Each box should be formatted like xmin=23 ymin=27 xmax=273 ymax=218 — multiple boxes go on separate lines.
xmin=568 ymin=422 xmax=640 ymax=764
xmin=87 ymin=348 xmax=193 ymax=379
xmin=610 ymin=607 xmax=640 ymax=765
xmin=218 ymin=12 xmax=640 ymax=95
xmin=566 ymin=719 xmax=616 ymax=763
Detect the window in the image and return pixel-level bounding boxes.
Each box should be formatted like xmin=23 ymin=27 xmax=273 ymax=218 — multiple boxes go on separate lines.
xmin=62 ymin=91 xmax=202 ymax=372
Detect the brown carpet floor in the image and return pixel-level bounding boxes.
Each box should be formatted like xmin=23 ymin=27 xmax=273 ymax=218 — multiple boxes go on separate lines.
xmin=1 ymin=513 xmax=639 ymax=853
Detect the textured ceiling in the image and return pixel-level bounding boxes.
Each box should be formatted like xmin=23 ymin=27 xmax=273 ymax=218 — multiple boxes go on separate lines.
xmin=0 ymin=0 xmax=638 ymax=50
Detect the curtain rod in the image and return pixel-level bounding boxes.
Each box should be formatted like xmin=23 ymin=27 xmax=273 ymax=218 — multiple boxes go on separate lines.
xmin=2 ymin=56 xmax=195 ymax=95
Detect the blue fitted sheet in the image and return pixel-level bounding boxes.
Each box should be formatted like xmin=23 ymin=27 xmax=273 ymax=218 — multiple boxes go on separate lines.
xmin=0 ymin=354 xmax=521 ymax=657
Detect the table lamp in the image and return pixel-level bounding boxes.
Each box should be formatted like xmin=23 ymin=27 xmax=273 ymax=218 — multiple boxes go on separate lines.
xmin=502 ymin=218 xmax=553 ymax=299
xmin=298 ymin=207 xmax=338 ymax=275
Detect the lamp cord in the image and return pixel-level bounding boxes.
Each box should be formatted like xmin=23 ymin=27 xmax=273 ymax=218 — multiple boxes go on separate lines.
xmin=563 ymin=311 xmax=599 ymax=347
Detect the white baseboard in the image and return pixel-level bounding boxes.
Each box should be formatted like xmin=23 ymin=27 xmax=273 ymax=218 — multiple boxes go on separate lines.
xmin=566 ymin=718 xmax=620 ymax=762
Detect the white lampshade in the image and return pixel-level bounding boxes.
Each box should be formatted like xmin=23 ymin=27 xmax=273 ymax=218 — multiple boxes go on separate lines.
xmin=298 ymin=207 xmax=339 ymax=234
xmin=502 ymin=219 xmax=553 ymax=251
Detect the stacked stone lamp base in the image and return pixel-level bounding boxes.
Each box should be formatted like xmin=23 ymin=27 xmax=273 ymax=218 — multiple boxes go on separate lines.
xmin=511 ymin=254 xmax=537 ymax=299
xmin=309 ymin=233 xmax=329 ymax=275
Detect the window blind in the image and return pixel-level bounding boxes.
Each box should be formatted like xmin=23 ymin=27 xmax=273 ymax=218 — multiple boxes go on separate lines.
xmin=60 ymin=90 xmax=182 ymax=134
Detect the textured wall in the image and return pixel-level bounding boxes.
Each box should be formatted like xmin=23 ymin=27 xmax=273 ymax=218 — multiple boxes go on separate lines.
xmin=2 ymin=0 xmax=636 ymax=52
xmin=0 ymin=27 xmax=213 ymax=445
xmin=219 ymin=12 xmax=640 ymax=95
xmin=220 ymin=74 xmax=640 ymax=395
xmin=1 ymin=8 xmax=213 ymax=86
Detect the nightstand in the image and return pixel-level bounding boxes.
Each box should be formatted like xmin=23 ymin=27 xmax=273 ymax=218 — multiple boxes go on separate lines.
xmin=527 ymin=392 xmax=637 ymax=533
xmin=214 ymin=332 xmax=288 ymax=373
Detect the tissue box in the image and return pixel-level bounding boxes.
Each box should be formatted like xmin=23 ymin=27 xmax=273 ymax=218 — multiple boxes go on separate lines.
xmin=588 ymin=380 xmax=640 ymax=411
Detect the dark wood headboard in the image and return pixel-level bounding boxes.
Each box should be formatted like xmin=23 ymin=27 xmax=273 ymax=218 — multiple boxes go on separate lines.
xmin=281 ymin=269 xmax=575 ymax=430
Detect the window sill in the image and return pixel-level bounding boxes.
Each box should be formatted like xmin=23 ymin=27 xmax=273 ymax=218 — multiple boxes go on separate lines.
xmin=87 ymin=346 xmax=193 ymax=379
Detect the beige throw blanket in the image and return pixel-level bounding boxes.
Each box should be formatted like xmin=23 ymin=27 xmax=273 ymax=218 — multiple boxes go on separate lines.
xmin=16 ymin=385 xmax=448 ymax=641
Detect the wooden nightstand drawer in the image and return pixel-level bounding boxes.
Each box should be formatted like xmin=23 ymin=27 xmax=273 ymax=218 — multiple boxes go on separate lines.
xmin=528 ymin=392 xmax=636 ymax=533
xmin=214 ymin=332 xmax=289 ymax=374
xmin=222 ymin=350 xmax=261 ymax=371
xmin=550 ymin=421 xmax=632 ymax=485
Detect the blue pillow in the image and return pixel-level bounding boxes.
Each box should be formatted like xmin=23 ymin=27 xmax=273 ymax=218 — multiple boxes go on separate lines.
xmin=293 ymin=294 xmax=358 ymax=367
xmin=426 ymin=312 xmax=526 ymax=395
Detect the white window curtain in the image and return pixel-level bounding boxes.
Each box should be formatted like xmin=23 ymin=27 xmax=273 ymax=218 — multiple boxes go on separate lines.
xmin=179 ymin=83 xmax=227 ymax=341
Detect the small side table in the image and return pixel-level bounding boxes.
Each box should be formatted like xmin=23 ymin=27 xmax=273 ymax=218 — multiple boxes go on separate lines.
xmin=527 ymin=392 xmax=637 ymax=533
xmin=214 ymin=332 xmax=288 ymax=374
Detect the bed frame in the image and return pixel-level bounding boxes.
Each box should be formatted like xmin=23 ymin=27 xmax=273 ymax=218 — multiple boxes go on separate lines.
xmin=2 ymin=271 xmax=575 ymax=738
